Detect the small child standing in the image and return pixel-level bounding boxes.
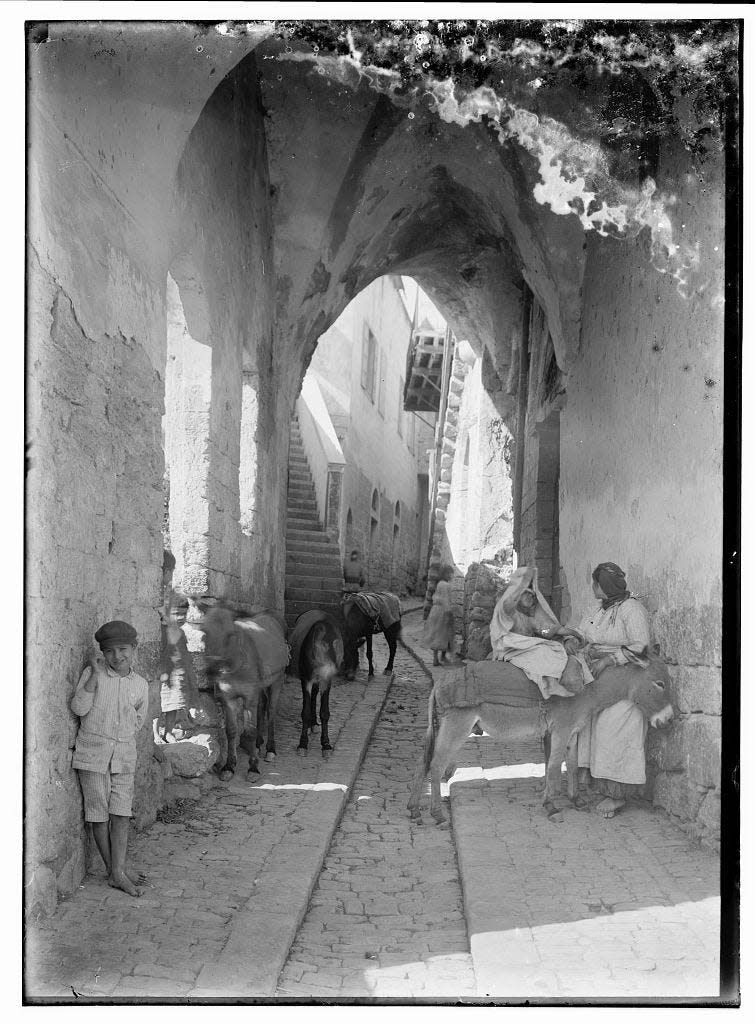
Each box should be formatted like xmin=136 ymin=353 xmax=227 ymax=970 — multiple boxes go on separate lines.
xmin=157 ymin=593 xmax=197 ymax=742
xmin=423 ymin=565 xmax=457 ymax=666
xmin=71 ymin=620 xmax=149 ymax=897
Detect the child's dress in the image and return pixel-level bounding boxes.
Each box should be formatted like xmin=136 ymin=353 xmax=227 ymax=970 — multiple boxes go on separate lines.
xmin=423 ymin=579 xmax=455 ymax=652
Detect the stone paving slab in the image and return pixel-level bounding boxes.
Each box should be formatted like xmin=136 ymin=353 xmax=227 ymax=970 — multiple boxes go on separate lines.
xmin=275 ymin=641 xmax=477 ymax=999
xmin=25 ymin=665 xmax=393 ymax=1002
xmin=400 ymin=610 xmax=722 ymax=1002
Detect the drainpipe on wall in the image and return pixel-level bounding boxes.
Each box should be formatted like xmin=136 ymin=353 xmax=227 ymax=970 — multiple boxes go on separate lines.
xmin=512 ymin=287 xmax=532 ymax=555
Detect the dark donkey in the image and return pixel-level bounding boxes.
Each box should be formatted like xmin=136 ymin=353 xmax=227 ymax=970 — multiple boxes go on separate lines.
xmin=287 ymin=610 xmax=344 ymax=757
xmin=341 ymin=591 xmax=402 ymax=678
xmin=199 ymin=604 xmax=289 ymax=780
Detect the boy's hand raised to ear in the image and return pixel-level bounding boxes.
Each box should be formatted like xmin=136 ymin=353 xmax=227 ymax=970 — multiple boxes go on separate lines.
xmin=81 ymin=659 xmax=100 ymax=692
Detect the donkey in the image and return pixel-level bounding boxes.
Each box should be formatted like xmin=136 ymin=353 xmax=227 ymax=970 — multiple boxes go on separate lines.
xmin=407 ymin=647 xmax=674 ymax=824
xmin=199 ymin=604 xmax=289 ymax=780
xmin=287 ymin=610 xmax=344 ymax=757
xmin=341 ymin=591 xmax=402 ymax=678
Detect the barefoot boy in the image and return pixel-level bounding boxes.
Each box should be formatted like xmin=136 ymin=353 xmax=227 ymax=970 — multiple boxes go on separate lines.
xmin=71 ymin=620 xmax=149 ymax=897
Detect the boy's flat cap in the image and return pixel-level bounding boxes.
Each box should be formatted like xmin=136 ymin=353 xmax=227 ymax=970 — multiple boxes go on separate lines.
xmin=95 ymin=620 xmax=138 ymax=648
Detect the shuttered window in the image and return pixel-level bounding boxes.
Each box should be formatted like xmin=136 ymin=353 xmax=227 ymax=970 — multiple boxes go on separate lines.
xmin=361 ymin=325 xmax=377 ymax=402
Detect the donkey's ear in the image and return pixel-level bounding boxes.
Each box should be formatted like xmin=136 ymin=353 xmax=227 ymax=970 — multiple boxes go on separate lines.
xmin=623 ymin=646 xmax=650 ymax=667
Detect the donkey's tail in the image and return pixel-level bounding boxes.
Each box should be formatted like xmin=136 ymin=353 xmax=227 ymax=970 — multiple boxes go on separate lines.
xmin=422 ymin=686 xmax=438 ymax=775
xmin=408 ymin=685 xmax=438 ymax=816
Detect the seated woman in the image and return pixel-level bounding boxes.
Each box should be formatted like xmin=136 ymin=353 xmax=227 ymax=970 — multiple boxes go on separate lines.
xmin=489 ymin=566 xmax=583 ymax=698
xmin=568 ymin=561 xmax=653 ymax=818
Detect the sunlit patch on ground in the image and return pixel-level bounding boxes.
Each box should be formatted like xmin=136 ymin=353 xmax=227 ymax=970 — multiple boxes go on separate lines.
xmin=253 ymin=780 xmax=348 ymax=792
xmin=471 ymin=896 xmax=720 ymax=998
xmin=442 ymin=761 xmax=545 ymax=797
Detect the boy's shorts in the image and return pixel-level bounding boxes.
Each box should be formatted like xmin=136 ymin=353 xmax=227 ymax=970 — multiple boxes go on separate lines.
xmin=77 ymin=768 xmax=135 ymax=821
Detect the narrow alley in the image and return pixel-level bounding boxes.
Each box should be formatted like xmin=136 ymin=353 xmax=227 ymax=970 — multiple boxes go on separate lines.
xmin=27 ymin=610 xmax=720 ymax=1002
xmin=24 ymin=15 xmax=736 ymax=1007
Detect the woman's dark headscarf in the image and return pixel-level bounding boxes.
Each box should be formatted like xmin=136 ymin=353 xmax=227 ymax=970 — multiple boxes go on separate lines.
xmin=592 ymin=562 xmax=630 ymax=609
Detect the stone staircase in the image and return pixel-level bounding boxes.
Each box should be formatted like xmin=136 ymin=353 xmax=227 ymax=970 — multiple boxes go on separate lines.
xmin=284 ymin=415 xmax=345 ymax=629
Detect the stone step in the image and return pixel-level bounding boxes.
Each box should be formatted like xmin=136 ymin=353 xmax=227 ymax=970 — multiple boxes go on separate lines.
xmin=285 ymin=586 xmax=345 ymax=606
xmin=286 ymin=572 xmax=343 ymax=588
xmin=284 ymin=599 xmax=342 ymax=624
xmin=284 ymin=548 xmax=340 ymax=565
xmin=282 ymin=532 xmax=336 ymax=548
xmin=286 ymin=552 xmax=343 ymax=568
xmin=286 ymin=517 xmax=323 ymax=532
xmin=286 ymin=576 xmax=344 ymax=594
xmin=286 ymin=499 xmax=318 ymax=513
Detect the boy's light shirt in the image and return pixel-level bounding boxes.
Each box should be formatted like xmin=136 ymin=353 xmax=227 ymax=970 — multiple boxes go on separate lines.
xmin=71 ymin=664 xmax=149 ymax=773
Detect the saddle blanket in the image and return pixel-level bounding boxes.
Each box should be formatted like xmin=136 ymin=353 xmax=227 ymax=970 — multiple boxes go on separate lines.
xmin=346 ymin=591 xmax=401 ymax=630
xmin=433 ymin=661 xmax=542 ymax=716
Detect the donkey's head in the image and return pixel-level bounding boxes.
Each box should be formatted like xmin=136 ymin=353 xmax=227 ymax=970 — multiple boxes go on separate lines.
xmin=624 ymin=646 xmax=675 ymax=727
xmin=198 ymin=603 xmax=244 ymax=678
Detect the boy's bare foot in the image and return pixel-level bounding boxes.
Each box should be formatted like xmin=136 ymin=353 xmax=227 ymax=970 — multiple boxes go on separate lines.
xmin=108 ymin=872 xmax=142 ymax=897
xmin=126 ymin=867 xmax=148 ymax=885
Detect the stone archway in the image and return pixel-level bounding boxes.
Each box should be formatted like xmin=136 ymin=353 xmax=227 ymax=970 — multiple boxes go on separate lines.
xmin=26 ymin=19 xmax=732 ymax=914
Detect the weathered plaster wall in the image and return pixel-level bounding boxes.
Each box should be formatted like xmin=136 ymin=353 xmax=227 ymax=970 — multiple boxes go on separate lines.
xmin=445 ymin=356 xmax=514 ymax=573
xmin=559 ymin=134 xmax=724 ymax=846
xmin=26 ymin=36 xmax=278 ymax=919
xmin=168 ymin=53 xmax=280 ymax=609
xmin=309 ymin=277 xmax=429 ymax=593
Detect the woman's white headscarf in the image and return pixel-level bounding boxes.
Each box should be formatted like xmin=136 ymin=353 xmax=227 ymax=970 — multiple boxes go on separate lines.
xmin=490 ymin=566 xmax=559 ymax=645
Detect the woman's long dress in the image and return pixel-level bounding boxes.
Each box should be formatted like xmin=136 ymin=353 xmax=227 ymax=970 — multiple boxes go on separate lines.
xmin=576 ymin=598 xmax=652 ymax=791
xmin=423 ymin=579 xmax=455 ymax=652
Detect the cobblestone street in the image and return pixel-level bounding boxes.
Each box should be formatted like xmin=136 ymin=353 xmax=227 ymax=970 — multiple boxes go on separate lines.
xmin=276 ymin=646 xmax=475 ymax=999
xmin=26 ymin=609 xmax=721 ymax=1003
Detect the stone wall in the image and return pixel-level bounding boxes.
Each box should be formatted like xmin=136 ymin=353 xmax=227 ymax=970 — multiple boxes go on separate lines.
xmin=445 ymin=351 xmax=515 ymax=573
xmin=549 ymin=135 xmax=724 ymax=847
xmin=462 ymin=562 xmax=512 ymax=662
xmin=26 ymin=39 xmax=281 ymax=919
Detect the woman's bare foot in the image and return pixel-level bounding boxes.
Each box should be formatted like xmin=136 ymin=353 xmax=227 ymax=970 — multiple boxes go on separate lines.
xmin=596 ymin=797 xmax=625 ymax=818
xmin=108 ymin=872 xmax=142 ymax=897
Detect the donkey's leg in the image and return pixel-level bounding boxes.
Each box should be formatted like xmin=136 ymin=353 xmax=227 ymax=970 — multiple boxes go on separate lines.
xmin=366 ymin=633 xmax=374 ymax=677
xmin=543 ymin=731 xmax=569 ymax=818
xmin=297 ymin=681 xmax=311 ymax=754
xmin=319 ymin=682 xmax=332 ymax=755
xmin=429 ymin=708 xmax=479 ymax=823
xmin=310 ymin=681 xmax=320 ymax=732
xmin=384 ymin=625 xmax=397 ymax=674
xmin=566 ymin=732 xmax=588 ymax=808
xmin=218 ymin=699 xmax=238 ymax=781
xmin=264 ymin=671 xmax=284 ymax=762
xmin=344 ymin=636 xmax=357 ymax=681
xmin=241 ymin=690 xmax=262 ymax=775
